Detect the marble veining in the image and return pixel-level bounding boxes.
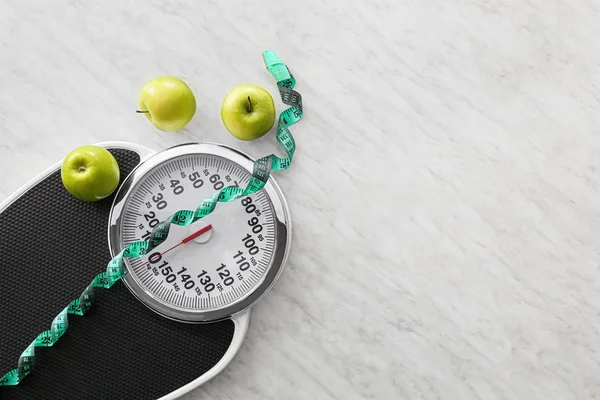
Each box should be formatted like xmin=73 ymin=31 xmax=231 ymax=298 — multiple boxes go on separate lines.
xmin=1 ymin=0 xmax=600 ymax=399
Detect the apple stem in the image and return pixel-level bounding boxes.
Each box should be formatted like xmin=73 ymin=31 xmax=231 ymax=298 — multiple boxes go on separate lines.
xmin=246 ymin=96 xmax=252 ymax=113
xmin=136 ymin=110 xmax=150 ymax=114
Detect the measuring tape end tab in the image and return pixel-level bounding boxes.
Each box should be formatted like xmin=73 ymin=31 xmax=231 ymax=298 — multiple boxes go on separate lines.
xmin=263 ymin=50 xmax=292 ymax=82
xmin=262 ymin=50 xmax=282 ymax=67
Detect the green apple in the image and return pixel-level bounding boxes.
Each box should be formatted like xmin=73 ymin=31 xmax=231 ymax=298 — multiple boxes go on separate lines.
xmin=61 ymin=145 xmax=120 ymax=202
xmin=138 ymin=76 xmax=196 ymax=132
xmin=221 ymin=84 xmax=276 ymax=140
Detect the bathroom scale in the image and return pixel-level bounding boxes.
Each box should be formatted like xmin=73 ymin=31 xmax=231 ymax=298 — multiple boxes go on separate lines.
xmin=0 ymin=141 xmax=291 ymax=400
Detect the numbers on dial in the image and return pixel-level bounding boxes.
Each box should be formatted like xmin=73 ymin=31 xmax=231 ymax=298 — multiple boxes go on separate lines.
xmin=233 ymin=250 xmax=251 ymax=271
xmin=144 ymin=211 xmax=159 ymax=228
xmin=148 ymin=253 xmax=176 ymax=287
xmin=152 ymin=192 xmax=168 ymax=210
xmin=217 ymin=263 xmax=235 ymax=286
xmin=124 ymin=155 xmax=277 ymax=309
xmin=248 ymin=216 xmax=263 ymax=234
xmin=170 ymin=179 xmax=184 ymax=195
xmin=197 ymin=269 xmax=215 ymax=293
xmin=189 ymin=171 xmax=204 ymax=188
xmin=210 ymin=174 xmax=224 ymax=190
xmin=178 ymin=267 xmax=195 ymax=290
xmin=241 ymin=233 xmax=260 ymax=255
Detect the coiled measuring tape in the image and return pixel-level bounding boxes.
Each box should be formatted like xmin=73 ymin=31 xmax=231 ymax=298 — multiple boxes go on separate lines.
xmin=0 ymin=50 xmax=303 ymax=386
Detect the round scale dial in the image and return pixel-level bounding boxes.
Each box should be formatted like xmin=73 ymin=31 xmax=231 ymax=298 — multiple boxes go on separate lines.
xmin=109 ymin=143 xmax=290 ymax=323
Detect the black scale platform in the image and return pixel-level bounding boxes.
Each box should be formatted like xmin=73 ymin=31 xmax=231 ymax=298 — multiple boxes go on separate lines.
xmin=0 ymin=148 xmax=234 ymax=400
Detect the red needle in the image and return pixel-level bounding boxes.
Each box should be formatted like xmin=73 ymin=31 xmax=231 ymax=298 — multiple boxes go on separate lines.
xmin=137 ymin=224 xmax=213 ymax=269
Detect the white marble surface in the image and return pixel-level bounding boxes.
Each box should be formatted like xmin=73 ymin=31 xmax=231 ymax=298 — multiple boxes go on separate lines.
xmin=1 ymin=0 xmax=600 ymax=399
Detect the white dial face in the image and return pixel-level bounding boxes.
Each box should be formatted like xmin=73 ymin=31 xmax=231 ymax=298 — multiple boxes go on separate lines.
xmin=120 ymin=154 xmax=277 ymax=312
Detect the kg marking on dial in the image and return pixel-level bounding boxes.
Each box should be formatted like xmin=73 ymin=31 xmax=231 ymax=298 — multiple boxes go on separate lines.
xmin=120 ymin=154 xmax=277 ymax=311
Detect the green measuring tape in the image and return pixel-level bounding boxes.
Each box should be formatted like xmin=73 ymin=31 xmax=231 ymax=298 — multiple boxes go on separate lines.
xmin=0 ymin=50 xmax=303 ymax=387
